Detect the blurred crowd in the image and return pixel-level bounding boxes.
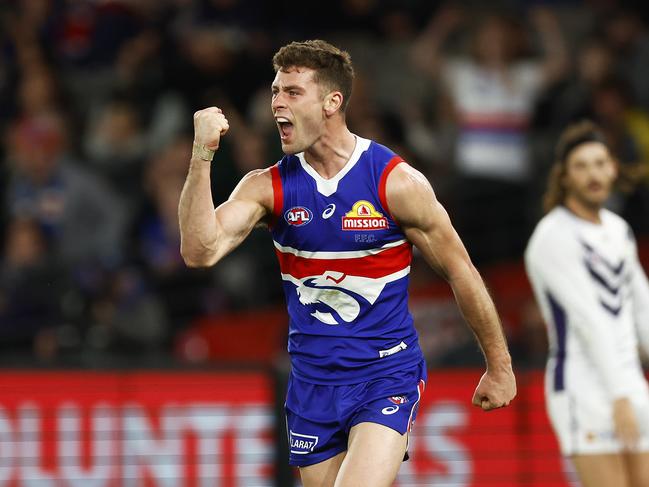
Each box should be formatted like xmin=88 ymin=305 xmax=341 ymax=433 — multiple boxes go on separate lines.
xmin=1 ymin=0 xmax=649 ymax=366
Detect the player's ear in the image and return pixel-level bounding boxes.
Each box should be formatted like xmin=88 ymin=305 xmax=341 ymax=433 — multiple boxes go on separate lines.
xmin=324 ymin=91 xmax=343 ymax=116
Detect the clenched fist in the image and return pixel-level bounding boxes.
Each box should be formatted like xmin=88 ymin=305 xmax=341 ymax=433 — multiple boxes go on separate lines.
xmin=193 ymin=107 xmax=230 ymax=151
xmin=472 ymin=363 xmax=517 ymax=411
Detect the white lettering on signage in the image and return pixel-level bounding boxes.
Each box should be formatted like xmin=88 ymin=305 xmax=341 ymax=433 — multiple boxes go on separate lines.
xmin=19 ymin=403 xmax=56 ymax=487
xmin=234 ymin=406 xmax=272 ymax=486
xmin=0 ymin=402 xmax=274 ymax=486
xmin=0 ymin=399 xmax=480 ymax=486
xmin=0 ymin=407 xmax=14 ymax=484
xmin=396 ymin=401 xmax=471 ymax=486
xmin=59 ymin=403 xmax=116 ymax=487
xmin=185 ymin=404 xmax=231 ymax=486
xmin=122 ymin=404 xmax=184 ymax=487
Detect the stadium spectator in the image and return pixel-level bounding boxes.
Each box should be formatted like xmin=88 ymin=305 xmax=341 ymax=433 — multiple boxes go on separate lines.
xmin=411 ymin=5 xmax=568 ymax=263
xmin=0 ymin=217 xmax=70 ymax=360
xmin=5 ymin=110 xmax=127 ymax=267
xmin=589 ymin=77 xmax=649 ymax=234
xmin=84 ymin=96 xmax=148 ymax=209
xmin=602 ymin=9 xmax=649 ymax=112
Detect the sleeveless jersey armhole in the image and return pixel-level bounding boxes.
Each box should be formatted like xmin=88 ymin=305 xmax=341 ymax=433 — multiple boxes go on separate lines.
xmin=269 ymin=163 xmax=283 ymax=229
xmin=378 ymin=156 xmax=405 ymax=220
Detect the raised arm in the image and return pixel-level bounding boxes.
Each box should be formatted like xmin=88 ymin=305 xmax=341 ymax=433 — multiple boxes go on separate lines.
xmin=386 ymin=163 xmax=516 ymax=410
xmin=529 ymin=6 xmax=568 ymax=86
xmin=410 ymin=6 xmax=463 ymax=78
xmin=178 ymin=107 xmax=273 ymax=268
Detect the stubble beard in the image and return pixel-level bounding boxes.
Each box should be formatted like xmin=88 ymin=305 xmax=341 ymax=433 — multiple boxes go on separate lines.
xmin=570 ymin=186 xmax=610 ymax=213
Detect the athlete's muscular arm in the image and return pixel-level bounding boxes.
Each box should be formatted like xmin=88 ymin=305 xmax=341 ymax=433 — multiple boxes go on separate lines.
xmin=386 ymin=163 xmax=516 ymax=410
xmin=179 ymin=107 xmax=273 ymax=267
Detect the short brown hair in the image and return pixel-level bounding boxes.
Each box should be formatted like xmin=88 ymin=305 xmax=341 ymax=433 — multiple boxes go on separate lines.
xmin=543 ymin=120 xmax=608 ymax=213
xmin=272 ymin=40 xmax=354 ymax=111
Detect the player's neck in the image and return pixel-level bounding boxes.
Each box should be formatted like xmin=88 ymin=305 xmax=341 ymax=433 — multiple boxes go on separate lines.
xmin=303 ymin=124 xmax=356 ymax=179
xmin=564 ymin=197 xmax=602 ymax=224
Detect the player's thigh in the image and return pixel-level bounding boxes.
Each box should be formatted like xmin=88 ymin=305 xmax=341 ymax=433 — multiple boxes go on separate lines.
xmin=299 ymin=451 xmax=346 ymax=487
xmin=624 ymin=451 xmax=649 ymax=487
xmin=334 ymin=422 xmax=407 ymax=487
xmin=571 ymin=453 xmax=630 ymax=487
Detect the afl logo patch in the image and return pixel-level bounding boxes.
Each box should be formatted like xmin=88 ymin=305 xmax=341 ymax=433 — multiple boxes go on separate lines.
xmin=285 ymin=206 xmax=313 ymax=226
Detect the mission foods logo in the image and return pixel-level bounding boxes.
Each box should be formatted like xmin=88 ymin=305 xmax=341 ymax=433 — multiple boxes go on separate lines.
xmin=285 ymin=206 xmax=312 ymax=226
xmin=342 ymin=200 xmax=388 ymax=231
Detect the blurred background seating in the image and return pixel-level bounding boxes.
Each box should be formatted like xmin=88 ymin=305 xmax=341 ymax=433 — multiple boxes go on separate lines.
xmin=0 ymin=0 xmax=648 ymax=371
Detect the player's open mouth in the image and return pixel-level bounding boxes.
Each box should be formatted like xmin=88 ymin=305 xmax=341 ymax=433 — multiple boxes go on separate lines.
xmin=276 ymin=117 xmax=294 ymax=141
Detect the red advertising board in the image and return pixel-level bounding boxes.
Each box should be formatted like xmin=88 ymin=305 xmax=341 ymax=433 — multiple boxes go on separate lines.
xmin=0 ymin=370 xmax=572 ymax=486
xmin=399 ymin=371 xmax=574 ymax=487
xmin=0 ymin=372 xmax=273 ymax=487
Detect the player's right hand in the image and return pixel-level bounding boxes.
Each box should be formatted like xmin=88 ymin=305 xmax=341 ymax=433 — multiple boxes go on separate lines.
xmin=193 ymin=107 xmax=230 ymax=151
xmin=613 ymin=397 xmax=639 ymax=450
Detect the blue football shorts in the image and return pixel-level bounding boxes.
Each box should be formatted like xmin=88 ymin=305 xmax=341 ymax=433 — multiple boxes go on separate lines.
xmin=285 ymin=360 xmax=427 ymax=467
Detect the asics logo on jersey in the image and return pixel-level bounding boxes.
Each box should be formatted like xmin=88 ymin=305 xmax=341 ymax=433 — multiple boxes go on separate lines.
xmin=285 ymin=206 xmax=312 ymax=226
xmin=322 ymin=203 xmax=336 ymax=219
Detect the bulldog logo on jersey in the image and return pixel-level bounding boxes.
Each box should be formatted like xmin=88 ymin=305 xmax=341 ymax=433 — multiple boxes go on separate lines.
xmin=282 ymin=270 xmax=405 ymax=325
xmin=342 ymin=200 xmax=388 ymax=231
xmin=285 ymin=206 xmax=313 ymax=226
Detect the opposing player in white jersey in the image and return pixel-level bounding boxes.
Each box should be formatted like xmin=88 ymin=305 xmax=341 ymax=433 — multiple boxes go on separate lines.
xmin=525 ymin=120 xmax=649 ymax=487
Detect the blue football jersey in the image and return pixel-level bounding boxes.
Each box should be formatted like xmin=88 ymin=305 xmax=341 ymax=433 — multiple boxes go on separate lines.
xmin=270 ymin=136 xmax=424 ymax=385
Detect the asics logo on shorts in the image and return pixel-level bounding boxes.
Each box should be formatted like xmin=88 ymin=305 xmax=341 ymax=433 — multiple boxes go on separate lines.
xmin=382 ymin=405 xmax=399 ymax=415
xmin=382 ymin=395 xmax=408 ymax=415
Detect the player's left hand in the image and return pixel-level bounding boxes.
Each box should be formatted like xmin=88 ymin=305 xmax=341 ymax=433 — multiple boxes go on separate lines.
xmin=471 ymin=364 xmax=517 ymax=411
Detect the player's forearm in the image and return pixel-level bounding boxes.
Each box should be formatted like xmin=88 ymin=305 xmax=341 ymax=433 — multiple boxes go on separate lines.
xmin=178 ymin=157 xmax=220 ymax=267
xmin=450 ymin=264 xmax=512 ymax=369
xmin=533 ymin=8 xmax=568 ymax=82
xmin=411 ymin=19 xmax=450 ymax=77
